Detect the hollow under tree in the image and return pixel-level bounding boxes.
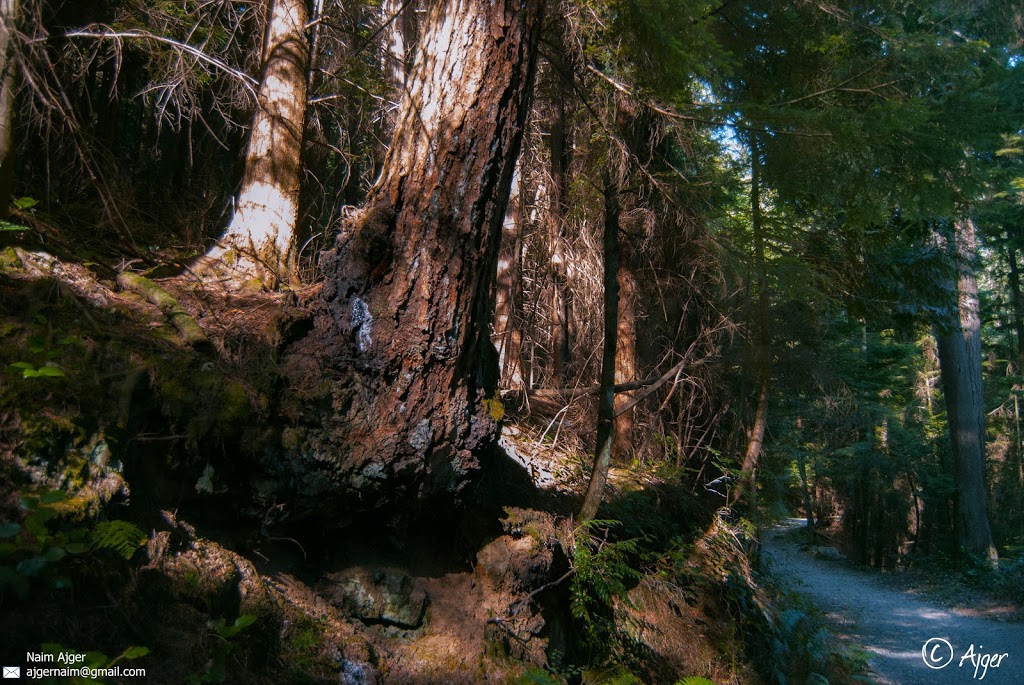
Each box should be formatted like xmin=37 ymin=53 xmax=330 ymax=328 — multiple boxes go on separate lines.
xmin=281 ymin=0 xmax=545 ymax=515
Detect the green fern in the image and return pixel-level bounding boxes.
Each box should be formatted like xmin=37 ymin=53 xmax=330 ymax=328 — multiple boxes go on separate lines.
xmin=91 ymin=521 xmax=146 ymax=560
xmin=515 ymin=668 xmax=564 ymax=685
xmin=674 ymin=678 xmax=717 ymax=685
xmin=583 ymin=667 xmax=642 ymax=685
xmin=568 ymin=520 xmax=642 ymax=656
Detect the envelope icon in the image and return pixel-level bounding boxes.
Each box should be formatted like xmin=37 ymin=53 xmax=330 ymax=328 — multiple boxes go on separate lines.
xmin=2 ymin=666 xmax=19 ymax=678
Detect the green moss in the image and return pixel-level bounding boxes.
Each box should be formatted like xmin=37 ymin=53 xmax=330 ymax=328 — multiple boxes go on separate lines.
xmin=0 ymin=247 xmax=22 ymax=272
xmin=220 ymin=381 xmax=251 ymax=423
xmin=483 ymin=394 xmax=505 ymax=422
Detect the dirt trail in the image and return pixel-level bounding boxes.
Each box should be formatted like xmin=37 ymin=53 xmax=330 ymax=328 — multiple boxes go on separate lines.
xmin=762 ymin=520 xmax=1024 ymax=685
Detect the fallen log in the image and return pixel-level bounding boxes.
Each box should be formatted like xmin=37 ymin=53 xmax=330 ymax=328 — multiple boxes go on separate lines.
xmin=116 ymin=272 xmax=210 ymax=349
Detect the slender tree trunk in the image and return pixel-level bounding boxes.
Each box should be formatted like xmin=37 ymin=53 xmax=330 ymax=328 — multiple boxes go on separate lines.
xmin=495 ymin=166 xmax=525 ymax=390
xmin=0 ymin=0 xmax=17 ymax=219
xmin=289 ymin=0 xmax=544 ymax=512
xmin=1009 ymin=391 xmax=1023 ymax=550
xmin=736 ymin=141 xmax=770 ymax=503
xmin=935 ymin=217 xmax=998 ymax=565
xmin=381 ymin=0 xmax=419 ymax=90
xmin=613 ymin=265 xmax=637 ymax=459
xmin=797 ymin=452 xmax=815 ymax=540
xmin=580 ymin=169 xmax=620 ymax=522
xmin=1006 ymin=242 xmax=1024 ymax=372
xmin=206 ymin=0 xmax=309 ymax=289
xmin=548 ymin=75 xmax=572 ymax=385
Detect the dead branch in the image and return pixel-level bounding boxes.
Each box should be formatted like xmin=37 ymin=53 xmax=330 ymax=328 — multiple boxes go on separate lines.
xmin=66 ymin=26 xmax=258 ymax=98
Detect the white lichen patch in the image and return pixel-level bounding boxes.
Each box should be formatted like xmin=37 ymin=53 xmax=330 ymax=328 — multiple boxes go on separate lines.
xmin=350 ymin=296 xmax=373 ymax=352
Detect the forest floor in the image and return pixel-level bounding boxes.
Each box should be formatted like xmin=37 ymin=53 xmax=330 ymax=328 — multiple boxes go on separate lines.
xmin=762 ymin=520 xmax=1024 ymax=685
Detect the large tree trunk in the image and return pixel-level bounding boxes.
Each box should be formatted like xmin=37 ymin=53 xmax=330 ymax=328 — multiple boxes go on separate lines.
xmin=285 ymin=0 xmax=544 ymax=515
xmin=935 ymin=217 xmax=998 ymax=565
xmin=206 ymin=0 xmax=309 ymax=289
xmin=579 ymin=168 xmax=620 ymax=521
xmin=0 ymin=0 xmax=17 ymax=219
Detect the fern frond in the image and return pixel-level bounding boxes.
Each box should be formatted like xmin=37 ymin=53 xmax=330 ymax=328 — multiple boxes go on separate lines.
xmin=674 ymin=678 xmax=717 ymax=685
xmin=92 ymin=521 xmax=146 ymax=560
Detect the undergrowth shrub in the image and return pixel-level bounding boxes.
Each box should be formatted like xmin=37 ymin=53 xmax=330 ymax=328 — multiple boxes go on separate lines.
xmin=0 ymin=489 xmax=145 ymax=600
xmin=569 ymin=519 xmax=643 ymax=659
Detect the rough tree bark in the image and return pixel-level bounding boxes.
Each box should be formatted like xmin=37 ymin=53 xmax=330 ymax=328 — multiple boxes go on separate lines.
xmin=935 ymin=217 xmax=998 ymax=565
xmin=205 ymin=0 xmax=309 ymax=289
xmin=579 ymin=168 xmax=620 ymax=522
xmin=0 ymin=0 xmax=17 ymax=219
xmin=284 ymin=0 xmax=545 ymax=514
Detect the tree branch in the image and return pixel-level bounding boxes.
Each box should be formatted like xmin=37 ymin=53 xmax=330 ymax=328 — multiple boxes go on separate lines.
xmin=65 ymin=26 xmax=258 ymax=97
xmin=773 ymin=57 xmax=893 ymax=107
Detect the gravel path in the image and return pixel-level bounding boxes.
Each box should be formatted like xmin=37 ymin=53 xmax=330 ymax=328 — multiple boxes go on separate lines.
xmin=762 ymin=519 xmax=1024 ymax=685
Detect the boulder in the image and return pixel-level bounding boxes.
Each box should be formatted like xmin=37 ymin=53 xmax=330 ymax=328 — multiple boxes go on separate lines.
xmin=319 ymin=567 xmax=427 ymax=629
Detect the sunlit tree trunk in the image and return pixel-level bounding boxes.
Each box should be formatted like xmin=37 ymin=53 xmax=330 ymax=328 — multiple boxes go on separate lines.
xmin=381 ymin=0 xmax=419 ymax=90
xmin=300 ymin=0 xmax=544 ymax=508
xmin=206 ymin=0 xmax=309 ymax=289
xmin=0 ymin=0 xmax=17 ymax=219
xmin=935 ymin=217 xmax=998 ymax=565
xmin=613 ymin=266 xmax=637 ymax=459
xmin=495 ymin=167 xmax=525 ymax=390
xmin=580 ymin=168 xmax=620 ymax=521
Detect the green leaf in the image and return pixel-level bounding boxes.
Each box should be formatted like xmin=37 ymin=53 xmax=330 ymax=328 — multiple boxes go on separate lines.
xmin=64 ymin=542 xmax=89 ymax=554
xmin=233 ymin=614 xmax=257 ymax=629
xmin=8 ymin=362 xmax=33 ymax=371
xmin=13 ymin=196 xmax=38 ymax=210
xmin=16 ymin=556 xmax=47 ymax=576
xmin=0 ymin=522 xmax=21 ymax=538
xmin=36 ymin=366 xmax=65 ymax=378
xmin=43 ymin=546 xmax=67 ymax=562
xmin=0 ymin=220 xmax=27 ymax=232
xmin=122 ymin=646 xmax=150 ymax=660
